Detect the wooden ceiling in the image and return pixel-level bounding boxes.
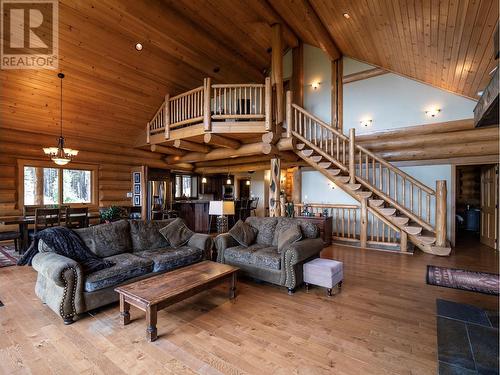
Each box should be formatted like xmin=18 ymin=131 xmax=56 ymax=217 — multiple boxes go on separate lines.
xmin=269 ymin=0 xmax=499 ymax=99
xmin=1 ymin=0 xmax=497 ymax=150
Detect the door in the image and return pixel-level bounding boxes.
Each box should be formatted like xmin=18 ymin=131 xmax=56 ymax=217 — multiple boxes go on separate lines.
xmin=480 ymin=164 xmax=499 ymax=249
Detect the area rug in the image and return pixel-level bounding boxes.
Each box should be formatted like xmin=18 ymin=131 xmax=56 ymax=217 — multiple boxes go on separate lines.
xmin=427 ymin=265 xmax=500 ymax=296
xmin=0 ymin=245 xmax=18 ymax=268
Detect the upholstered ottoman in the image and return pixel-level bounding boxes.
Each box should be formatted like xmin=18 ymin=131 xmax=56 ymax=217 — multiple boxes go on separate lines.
xmin=303 ymin=258 xmax=343 ymax=296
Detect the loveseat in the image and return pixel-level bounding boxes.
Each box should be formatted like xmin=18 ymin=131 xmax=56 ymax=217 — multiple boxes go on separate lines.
xmin=31 ymin=219 xmax=212 ymax=324
xmin=215 ymin=217 xmax=324 ymax=294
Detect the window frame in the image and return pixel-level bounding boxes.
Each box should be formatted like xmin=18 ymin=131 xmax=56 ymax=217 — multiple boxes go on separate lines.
xmin=173 ymin=173 xmax=198 ymax=200
xmin=18 ymin=159 xmax=99 ymax=208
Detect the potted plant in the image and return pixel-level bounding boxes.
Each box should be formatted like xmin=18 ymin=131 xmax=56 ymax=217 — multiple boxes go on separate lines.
xmin=100 ymin=206 xmax=123 ymax=223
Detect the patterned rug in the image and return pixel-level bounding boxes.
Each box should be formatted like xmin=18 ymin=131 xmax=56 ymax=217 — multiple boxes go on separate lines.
xmin=427 ymin=265 xmax=500 ymax=295
xmin=0 ymin=245 xmax=19 ymax=268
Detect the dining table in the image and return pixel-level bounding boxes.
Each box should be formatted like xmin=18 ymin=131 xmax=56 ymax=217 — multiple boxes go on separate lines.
xmin=0 ymin=212 xmax=100 ymax=253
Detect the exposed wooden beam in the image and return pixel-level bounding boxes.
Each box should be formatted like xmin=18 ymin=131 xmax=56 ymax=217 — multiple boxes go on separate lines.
xmin=195 ymin=152 xmax=298 ymax=168
xmin=292 ymin=41 xmax=304 ymax=107
xmin=195 ymin=160 xmax=306 ymax=174
xmin=343 ymin=67 xmax=389 ymax=84
xmin=165 ymin=138 xmax=295 ymax=164
xmin=173 ymin=139 xmax=210 ymax=153
xmin=331 ymin=58 xmax=343 ymax=132
xmin=203 ymin=133 xmax=240 ymax=149
xmin=150 ymin=144 xmax=186 ymax=156
xmin=272 ymin=23 xmax=284 ymax=126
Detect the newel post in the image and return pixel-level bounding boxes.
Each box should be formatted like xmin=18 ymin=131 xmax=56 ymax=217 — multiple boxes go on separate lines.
xmin=349 ymin=128 xmax=356 ymax=184
xmin=164 ymin=94 xmax=170 ymax=140
xmin=265 ymin=77 xmax=272 ymax=131
xmin=435 ymin=180 xmax=447 ymax=247
xmin=146 ymin=122 xmax=150 ymax=144
xmin=269 ymin=157 xmax=281 ymax=217
xmin=400 ymin=231 xmax=408 ymax=253
xmin=286 ymin=90 xmax=292 ymax=137
xmin=203 ymin=77 xmax=212 ymax=132
xmin=360 ymin=198 xmax=367 ymax=248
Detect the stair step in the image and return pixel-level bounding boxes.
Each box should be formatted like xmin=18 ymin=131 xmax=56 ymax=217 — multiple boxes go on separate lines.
xmin=310 ymin=155 xmax=322 ymax=163
xmin=369 ymin=199 xmax=385 ymax=208
xmin=356 ymin=191 xmax=373 ymax=199
xmin=392 ymin=216 xmax=409 ymax=225
xmin=379 ymin=207 xmax=396 ymax=216
xmin=345 ymin=183 xmax=361 ymax=191
xmin=301 ymin=149 xmax=314 ymax=157
xmin=318 ymin=161 xmax=332 ymax=169
xmin=296 ymin=143 xmax=306 ymax=150
xmin=415 ymin=232 xmax=437 ymax=245
xmin=327 ymin=168 xmax=341 ymax=176
xmin=403 ymin=225 xmax=423 ymax=235
xmin=333 ymin=176 xmax=350 ymax=184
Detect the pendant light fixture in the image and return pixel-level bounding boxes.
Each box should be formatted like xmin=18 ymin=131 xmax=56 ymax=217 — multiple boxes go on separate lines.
xmin=43 ymin=73 xmax=78 ymax=165
xmin=226 ymin=159 xmax=232 ymax=185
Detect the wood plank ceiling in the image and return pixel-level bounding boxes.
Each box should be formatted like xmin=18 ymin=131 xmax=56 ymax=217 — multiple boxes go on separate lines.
xmin=0 ymin=0 xmax=294 ymax=146
xmin=269 ymin=0 xmax=499 ymax=99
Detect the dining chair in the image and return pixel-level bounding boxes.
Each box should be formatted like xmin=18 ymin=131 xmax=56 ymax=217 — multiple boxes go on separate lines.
xmin=65 ymin=207 xmax=89 ymax=229
xmin=0 ymin=231 xmax=21 ymax=252
xmin=23 ymin=205 xmax=45 ymax=217
xmin=249 ymin=197 xmax=259 ymax=216
xmin=33 ymin=208 xmax=62 ymax=234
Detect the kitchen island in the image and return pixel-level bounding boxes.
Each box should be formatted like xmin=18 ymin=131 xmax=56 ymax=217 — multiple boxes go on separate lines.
xmin=172 ymin=200 xmax=212 ymax=233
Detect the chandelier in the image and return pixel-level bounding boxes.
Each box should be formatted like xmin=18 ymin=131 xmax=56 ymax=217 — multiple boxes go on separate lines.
xmin=43 ymin=73 xmax=78 ymax=165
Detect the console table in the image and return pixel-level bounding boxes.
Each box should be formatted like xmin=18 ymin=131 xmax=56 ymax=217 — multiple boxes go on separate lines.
xmin=296 ymin=216 xmax=332 ymax=246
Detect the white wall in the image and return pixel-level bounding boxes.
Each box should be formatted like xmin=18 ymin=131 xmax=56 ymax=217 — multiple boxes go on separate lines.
xmin=303 ymin=44 xmax=332 ymax=123
xmin=301 ymin=170 xmax=357 ymax=204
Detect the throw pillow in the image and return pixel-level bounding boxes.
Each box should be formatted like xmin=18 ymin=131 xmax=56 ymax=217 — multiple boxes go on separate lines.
xmin=159 ymin=218 xmax=194 ymax=248
xmin=277 ymin=224 xmax=302 ymax=253
xmin=228 ymin=220 xmax=257 ymax=247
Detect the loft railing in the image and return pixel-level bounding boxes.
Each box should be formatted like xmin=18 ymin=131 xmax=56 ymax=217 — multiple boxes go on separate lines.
xmin=294 ymin=203 xmax=404 ymax=250
xmin=147 ymin=78 xmax=272 ymax=142
xmin=287 ymin=90 xmax=447 ymax=246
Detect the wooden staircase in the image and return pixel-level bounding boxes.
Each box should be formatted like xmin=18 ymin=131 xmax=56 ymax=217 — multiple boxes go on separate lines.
xmin=287 ymin=101 xmax=451 ymax=256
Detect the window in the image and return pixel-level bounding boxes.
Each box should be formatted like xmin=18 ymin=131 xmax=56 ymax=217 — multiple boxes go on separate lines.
xmin=174 ymin=174 xmax=198 ymax=199
xmin=23 ymin=165 xmax=93 ymax=206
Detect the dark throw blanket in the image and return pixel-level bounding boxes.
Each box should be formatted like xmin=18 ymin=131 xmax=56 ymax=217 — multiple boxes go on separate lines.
xmin=18 ymin=227 xmax=114 ymax=274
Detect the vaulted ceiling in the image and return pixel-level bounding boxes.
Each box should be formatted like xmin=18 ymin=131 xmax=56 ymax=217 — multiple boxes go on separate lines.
xmin=1 ymin=0 xmax=497 ymax=147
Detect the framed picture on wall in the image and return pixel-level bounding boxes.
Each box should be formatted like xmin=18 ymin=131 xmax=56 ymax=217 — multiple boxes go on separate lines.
xmin=133 ymin=172 xmax=141 ymax=184
xmin=134 ymin=184 xmax=141 ymax=194
xmin=133 ymin=195 xmax=141 ymax=206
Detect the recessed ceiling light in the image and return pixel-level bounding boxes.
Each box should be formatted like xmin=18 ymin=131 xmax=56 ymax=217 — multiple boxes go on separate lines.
xmin=213 ymin=66 xmax=220 ymax=73
xmin=135 ymin=42 xmax=143 ymax=51
xmin=343 ymin=13 xmax=351 ymax=19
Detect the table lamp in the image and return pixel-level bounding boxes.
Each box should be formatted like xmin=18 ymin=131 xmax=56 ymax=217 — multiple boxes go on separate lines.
xmin=209 ymin=201 xmax=235 ymax=234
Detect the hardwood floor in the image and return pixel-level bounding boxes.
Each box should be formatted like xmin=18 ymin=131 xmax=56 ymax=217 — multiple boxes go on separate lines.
xmin=0 ymin=240 xmax=497 ymax=375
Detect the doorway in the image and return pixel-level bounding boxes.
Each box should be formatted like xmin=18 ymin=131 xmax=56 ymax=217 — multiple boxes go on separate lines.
xmin=455 ymin=164 xmax=499 ymax=249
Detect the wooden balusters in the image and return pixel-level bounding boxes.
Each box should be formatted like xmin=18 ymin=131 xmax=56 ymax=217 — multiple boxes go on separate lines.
xmin=349 ymin=128 xmax=356 ymax=183
xmin=204 ymin=78 xmax=211 ymax=131
xmin=164 ymin=94 xmax=170 ymax=140
xmin=435 ymin=180 xmax=447 ymax=247
xmin=286 ymin=90 xmax=292 ymax=138
xmin=265 ymin=77 xmax=272 ymax=131
xmin=146 ymin=122 xmax=150 ymax=144
xmin=360 ymin=198 xmax=367 ymax=248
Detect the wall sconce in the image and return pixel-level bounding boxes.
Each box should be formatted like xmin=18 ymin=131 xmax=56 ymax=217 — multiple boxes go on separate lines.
xmin=360 ymin=119 xmax=373 ymax=128
xmin=201 ymin=177 xmax=207 ymax=184
xmin=310 ymin=81 xmax=321 ymax=90
xmin=425 ymin=107 xmax=441 ymax=117
xmin=246 ymin=180 xmax=251 ymax=186
xmin=328 ymin=181 xmax=336 ymax=190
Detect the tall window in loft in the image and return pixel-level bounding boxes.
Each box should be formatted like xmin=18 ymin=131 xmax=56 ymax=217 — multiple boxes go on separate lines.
xmin=174 ymin=174 xmax=198 ymax=199
xmin=24 ymin=166 xmax=92 ymax=206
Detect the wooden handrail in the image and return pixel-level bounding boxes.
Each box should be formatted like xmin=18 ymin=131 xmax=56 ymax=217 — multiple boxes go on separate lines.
xmin=291 ymin=104 xmax=349 ymax=141
xmin=212 ymin=83 xmax=265 ymax=88
xmin=295 ymin=203 xmax=359 ymax=209
xmin=169 ymin=86 xmax=203 ymax=101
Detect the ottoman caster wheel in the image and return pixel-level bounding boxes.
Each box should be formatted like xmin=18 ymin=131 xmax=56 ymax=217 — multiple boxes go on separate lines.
xmin=305 ymin=283 xmax=309 ymax=293
xmin=338 ymin=281 xmax=343 ymax=291
xmin=63 ymin=317 xmax=74 ymax=325
xmin=287 ymin=287 xmax=295 ymax=295
xmin=327 ymin=288 xmax=333 ymax=297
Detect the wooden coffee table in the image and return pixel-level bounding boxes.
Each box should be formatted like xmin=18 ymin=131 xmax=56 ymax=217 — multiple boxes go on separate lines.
xmin=114 ymin=261 xmax=238 ymax=342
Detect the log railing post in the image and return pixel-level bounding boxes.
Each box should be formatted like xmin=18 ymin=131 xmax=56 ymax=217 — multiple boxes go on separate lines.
xmin=400 ymin=231 xmax=408 ymax=253
xmin=435 ymin=180 xmax=447 ymax=247
xmin=360 ymin=198 xmax=367 ymax=248
xmin=269 ymin=157 xmax=281 ymax=217
xmin=265 ymin=77 xmax=272 ymax=131
xmin=349 ymin=128 xmax=356 ymax=183
xmin=286 ymin=90 xmax=292 ymax=137
xmin=146 ymin=122 xmax=150 ymax=144
xmin=203 ymin=77 xmax=211 ymax=132
xmin=164 ymin=94 xmax=170 ymax=140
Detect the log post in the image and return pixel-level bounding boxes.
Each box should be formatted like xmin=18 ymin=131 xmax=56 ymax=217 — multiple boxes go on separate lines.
xmin=203 ymin=77 xmax=212 ymax=132
xmin=400 ymin=231 xmax=408 ymax=253
xmin=269 ymin=158 xmax=281 ymax=217
xmin=286 ymin=90 xmax=292 ymax=138
xmin=164 ymin=94 xmax=170 ymax=140
xmin=292 ymin=167 xmax=301 ymax=204
xmin=435 ymin=180 xmax=447 ymax=247
xmin=271 ymin=23 xmax=283 ymax=126
xmin=360 ymin=198 xmax=367 ymax=248
xmin=292 ymin=42 xmax=304 ymax=107
xmin=265 ymin=77 xmax=272 ymax=131
xmin=35 ymin=167 xmax=44 ymax=205
xmin=146 ymin=122 xmax=150 ymax=144
xmin=349 ymin=128 xmax=356 ymax=183
xmin=331 ymin=58 xmax=343 ymax=132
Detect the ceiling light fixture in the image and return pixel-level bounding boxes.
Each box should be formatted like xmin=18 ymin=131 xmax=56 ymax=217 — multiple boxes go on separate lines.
xmin=135 ymin=42 xmax=143 ymax=51
xmin=201 ymin=177 xmax=207 ymax=184
xmin=343 ymin=13 xmax=351 ymax=19
xmin=43 ymin=73 xmax=78 ymax=166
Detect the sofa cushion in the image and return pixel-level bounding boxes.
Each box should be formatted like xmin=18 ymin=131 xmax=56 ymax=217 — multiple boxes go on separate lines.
xmin=129 ymin=219 xmax=174 ymax=252
xmin=159 ymin=218 xmax=194 ymax=248
xmin=75 ymin=220 xmax=132 ymax=258
xmin=272 ymin=218 xmax=319 ymax=246
xmin=224 ymin=244 xmax=281 ymax=270
xmin=83 ymin=253 xmax=153 ymax=292
xmin=135 ymin=247 xmax=203 ymax=273
xmin=277 ymin=224 xmax=302 ymax=253
xmin=229 ymin=220 xmax=257 ymax=247
xmin=245 ymin=217 xmax=278 ymax=246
